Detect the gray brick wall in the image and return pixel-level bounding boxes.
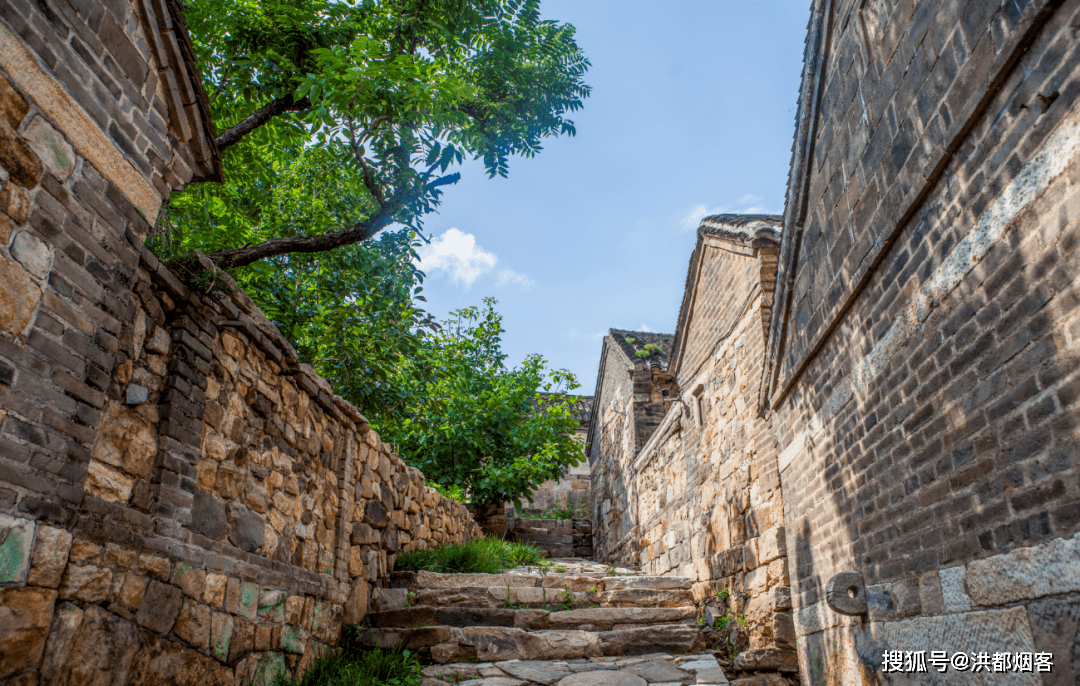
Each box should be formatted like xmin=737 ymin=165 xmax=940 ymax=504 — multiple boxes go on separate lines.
xmin=768 ymin=0 xmax=1080 ymax=682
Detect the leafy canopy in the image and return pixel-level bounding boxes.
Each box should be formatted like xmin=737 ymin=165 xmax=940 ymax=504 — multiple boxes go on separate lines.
xmin=176 ymin=0 xmax=591 ymax=266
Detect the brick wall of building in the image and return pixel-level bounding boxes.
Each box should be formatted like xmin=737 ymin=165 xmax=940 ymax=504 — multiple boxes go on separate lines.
xmin=766 ymin=0 xmax=1080 ymax=683
xmin=0 ymin=2 xmax=480 ymax=683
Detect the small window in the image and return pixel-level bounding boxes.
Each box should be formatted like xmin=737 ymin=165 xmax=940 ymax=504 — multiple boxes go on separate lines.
xmin=692 ymin=385 xmax=705 ymax=427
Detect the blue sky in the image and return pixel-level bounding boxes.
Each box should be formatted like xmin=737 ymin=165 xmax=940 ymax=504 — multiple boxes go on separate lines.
xmin=412 ymin=0 xmax=810 ymax=394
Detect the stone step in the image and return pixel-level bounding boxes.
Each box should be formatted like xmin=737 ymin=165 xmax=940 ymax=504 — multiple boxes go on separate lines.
xmin=381 ymin=585 xmax=694 ymax=610
xmin=422 ymin=654 xmax=731 ymax=686
xmin=355 ymin=624 xmax=707 ymax=663
xmin=390 ymin=570 xmax=694 ymax=593
xmin=369 ymin=605 xmax=697 ymax=631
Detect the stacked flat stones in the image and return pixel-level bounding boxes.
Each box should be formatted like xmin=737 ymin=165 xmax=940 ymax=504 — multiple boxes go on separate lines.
xmin=355 ymin=559 xmax=736 ymax=685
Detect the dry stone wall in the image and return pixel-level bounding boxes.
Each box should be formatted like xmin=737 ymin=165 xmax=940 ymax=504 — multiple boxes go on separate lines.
xmin=0 ymin=2 xmax=481 ymax=682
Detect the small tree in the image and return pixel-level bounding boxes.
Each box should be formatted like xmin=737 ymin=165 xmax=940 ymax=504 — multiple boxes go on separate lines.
xmin=371 ymin=298 xmax=585 ymax=509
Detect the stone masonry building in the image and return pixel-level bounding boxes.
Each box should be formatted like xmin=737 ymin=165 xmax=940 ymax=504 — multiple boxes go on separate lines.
xmin=590 ymin=1 xmax=1080 ymax=685
xmin=588 ymin=216 xmax=793 ymax=671
xmin=0 ymin=0 xmax=479 ymax=683
xmin=765 ymin=0 xmax=1080 ymax=683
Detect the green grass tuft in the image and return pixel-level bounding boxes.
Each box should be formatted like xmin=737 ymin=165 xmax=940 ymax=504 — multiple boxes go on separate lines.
xmin=273 ymin=644 xmax=421 ymax=686
xmin=395 ymin=536 xmax=547 ymax=574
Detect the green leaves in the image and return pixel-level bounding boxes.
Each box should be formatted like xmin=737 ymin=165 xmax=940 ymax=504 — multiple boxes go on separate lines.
xmin=176 ymin=0 xmax=590 ymax=266
xmin=368 ymin=298 xmax=586 ymax=508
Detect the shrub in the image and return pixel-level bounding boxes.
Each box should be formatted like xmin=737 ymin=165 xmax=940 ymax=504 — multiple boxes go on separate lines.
xmin=395 ymin=537 xmax=546 ymax=574
xmin=273 ymin=644 xmax=421 ymax=686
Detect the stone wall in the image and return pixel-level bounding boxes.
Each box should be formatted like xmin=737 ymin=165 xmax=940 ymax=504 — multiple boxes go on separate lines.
xmin=765 ymin=0 xmax=1080 ymax=683
xmin=0 ymin=2 xmax=481 ymax=683
xmin=589 ymin=221 xmax=794 ymax=669
xmin=507 ymin=517 xmax=593 ymax=559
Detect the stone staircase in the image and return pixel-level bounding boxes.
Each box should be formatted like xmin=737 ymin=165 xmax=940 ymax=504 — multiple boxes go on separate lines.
xmin=354 ymin=559 xmax=750 ymax=686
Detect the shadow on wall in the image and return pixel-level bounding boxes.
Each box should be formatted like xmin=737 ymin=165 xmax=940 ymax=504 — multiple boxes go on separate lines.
xmin=772 ymin=2 xmax=1080 ymax=683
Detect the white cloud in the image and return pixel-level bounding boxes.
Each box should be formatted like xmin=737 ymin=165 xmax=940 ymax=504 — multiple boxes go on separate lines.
xmin=639 ymin=323 xmax=655 ymax=332
xmin=680 ymin=194 xmax=775 ymax=231
xmin=498 ymin=268 xmax=534 ymax=289
xmin=415 ymin=228 xmax=532 ymax=290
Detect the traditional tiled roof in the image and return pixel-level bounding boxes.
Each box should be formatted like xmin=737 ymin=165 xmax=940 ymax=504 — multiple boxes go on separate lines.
xmin=609 ymin=329 xmax=674 ymax=372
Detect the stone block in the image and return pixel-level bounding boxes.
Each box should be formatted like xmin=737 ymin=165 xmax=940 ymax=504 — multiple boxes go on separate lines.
xmin=965 ymin=532 xmax=1080 ymax=607
xmin=171 ymin=562 xmax=206 ymax=599
xmin=286 ymin=595 xmax=304 ymax=624
xmin=58 ymin=564 xmax=113 ymax=603
xmin=226 ymin=578 xmax=259 ymax=621
xmin=0 ymin=183 xmax=30 ymax=224
xmin=227 ymin=502 xmax=264 ymax=553
xmin=758 ymin=526 xmax=785 ymax=565
xmin=10 ymin=230 xmax=51 ymax=279
xmin=0 ymin=115 xmax=43 ymax=187
xmin=191 ymin=490 xmax=228 ymax=541
xmin=258 ymin=588 xmax=286 ymax=623
xmin=0 ymin=253 xmax=42 ymax=336
xmin=0 ymin=514 xmax=35 ymax=585
xmin=210 ymin=611 xmax=233 ymax=662
xmin=135 ymin=554 xmax=171 ymax=581
xmin=890 ymin=577 xmax=921 ymax=619
xmin=85 ymin=459 xmax=134 ymax=503
xmin=204 ymin=572 xmax=227 ymax=607
xmin=228 ymin=618 xmax=255 ymax=663
xmin=343 ymin=578 xmax=370 ymax=626
xmin=90 ymin=401 xmax=157 ymax=479
xmin=27 ymin=524 xmax=71 ymax=588
xmin=918 ymin=570 xmax=945 ymax=615
xmin=0 ymin=587 xmax=56 ymax=680
xmin=112 ymin=572 xmax=148 ymax=619
xmin=136 ymin=580 xmax=183 ymax=634
xmin=174 ymin=598 xmax=211 ymax=650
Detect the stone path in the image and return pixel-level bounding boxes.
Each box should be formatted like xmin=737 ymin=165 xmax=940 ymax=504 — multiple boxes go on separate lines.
xmin=353 ymin=559 xmax=776 ymax=686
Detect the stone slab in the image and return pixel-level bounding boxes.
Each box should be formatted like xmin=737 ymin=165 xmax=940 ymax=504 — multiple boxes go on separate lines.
xmin=965 ymin=533 xmax=1080 ymax=607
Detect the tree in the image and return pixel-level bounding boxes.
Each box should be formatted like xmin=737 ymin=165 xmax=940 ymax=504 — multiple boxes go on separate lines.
xmin=155 ymin=144 xmax=436 ymax=411
xmin=369 ymin=298 xmax=585 ymax=509
xmin=181 ymin=0 xmax=590 ymax=268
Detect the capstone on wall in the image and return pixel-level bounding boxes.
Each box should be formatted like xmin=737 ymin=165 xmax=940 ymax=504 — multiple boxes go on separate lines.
xmin=0 ymin=1 xmax=480 ymax=683
xmin=765 ymin=0 xmax=1080 ymax=683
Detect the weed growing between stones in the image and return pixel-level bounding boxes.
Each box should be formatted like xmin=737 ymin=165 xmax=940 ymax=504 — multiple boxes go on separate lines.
xmin=395 ymin=536 xmax=546 ymax=574
xmin=272 ymin=644 xmax=422 ymax=686
xmin=538 ymin=493 xmax=589 ymax=520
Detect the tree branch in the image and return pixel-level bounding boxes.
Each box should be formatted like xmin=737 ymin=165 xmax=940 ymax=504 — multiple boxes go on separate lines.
xmin=214 ymin=95 xmax=311 ymax=152
xmin=207 ymin=208 xmax=398 ymax=268
xmin=205 ymin=171 xmax=459 ymax=269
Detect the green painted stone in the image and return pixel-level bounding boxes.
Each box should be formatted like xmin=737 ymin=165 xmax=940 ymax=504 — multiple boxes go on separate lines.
xmin=0 ymin=514 xmax=34 ymax=585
